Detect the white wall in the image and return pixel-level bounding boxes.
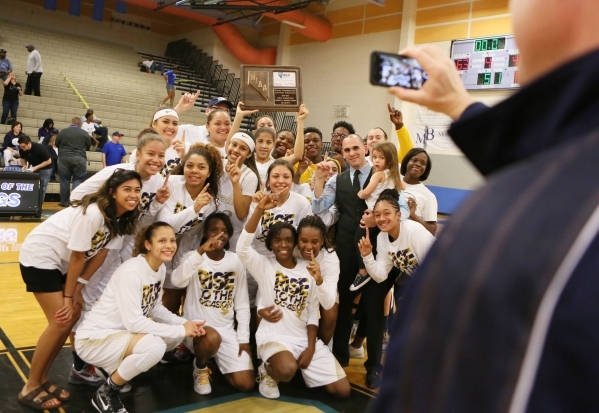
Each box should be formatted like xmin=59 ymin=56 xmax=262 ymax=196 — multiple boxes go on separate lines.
xmin=287 ymin=30 xmax=402 ymax=140
xmin=1 ymin=0 xmax=171 ymax=55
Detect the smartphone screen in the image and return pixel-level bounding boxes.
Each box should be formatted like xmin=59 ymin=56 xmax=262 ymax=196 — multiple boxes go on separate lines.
xmin=370 ymin=51 xmax=427 ymax=89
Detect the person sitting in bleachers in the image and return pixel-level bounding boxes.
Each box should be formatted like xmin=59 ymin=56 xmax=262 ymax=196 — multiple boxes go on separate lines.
xmin=138 ymin=56 xmax=164 ymax=74
xmin=80 ymin=109 xmax=109 ymax=150
xmin=38 ymin=118 xmax=55 ymax=146
xmin=2 ymin=121 xmax=25 ymax=166
xmin=47 ymin=134 xmax=58 ymax=182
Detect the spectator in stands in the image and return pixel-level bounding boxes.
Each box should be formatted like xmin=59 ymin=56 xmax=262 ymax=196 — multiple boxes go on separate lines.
xmin=38 ymin=118 xmax=55 ymax=146
xmin=102 ymin=131 xmax=127 ymax=168
xmin=174 ymin=92 xmax=235 ymax=145
xmin=55 ymin=117 xmax=91 ymax=207
xmin=18 ymin=135 xmax=53 ymax=201
xmin=47 ymin=133 xmax=58 ymax=182
xmin=0 ymin=48 xmax=13 ymax=81
xmin=2 ymin=73 xmax=22 ymax=125
xmin=160 ymin=66 xmax=178 ymax=108
xmin=331 ymin=121 xmax=355 ymax=155
xmin=81 ymin=113 xmax=99 ymax=147
xmin=80 ymin=109 xmax=109 ymax=150
xmin=139 ymin=56 xmax=164 ymax=74
xmin=25 ymin=44 xmax=43 ymax=97
xmin=2 ymin=121 xmax=25 ymax=166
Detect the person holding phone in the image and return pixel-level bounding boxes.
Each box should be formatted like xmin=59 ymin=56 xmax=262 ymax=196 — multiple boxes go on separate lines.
xmin=373 ymin=1 xmax=599 ymax=412
xmin=2 ymin=72 xmax=22 ymax=124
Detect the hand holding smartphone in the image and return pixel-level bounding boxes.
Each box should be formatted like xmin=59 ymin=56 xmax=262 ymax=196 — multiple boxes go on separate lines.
xmin=370 ymin=51 xmax=428 ymax=89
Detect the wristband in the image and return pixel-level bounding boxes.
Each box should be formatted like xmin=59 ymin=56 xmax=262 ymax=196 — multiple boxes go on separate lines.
xmin=77 ymin=277 xmax=89 ymax=285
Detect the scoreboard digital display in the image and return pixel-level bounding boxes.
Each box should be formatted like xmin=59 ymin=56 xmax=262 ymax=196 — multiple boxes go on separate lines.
xmin=451 ymin=34 xmax=520 ymax=90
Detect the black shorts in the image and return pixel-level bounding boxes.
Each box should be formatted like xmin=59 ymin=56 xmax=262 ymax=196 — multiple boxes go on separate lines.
xmin=20 ymin=264 xmax=66 ymax=293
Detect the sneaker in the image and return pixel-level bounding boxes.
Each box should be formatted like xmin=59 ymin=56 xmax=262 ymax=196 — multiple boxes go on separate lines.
xmin=92 ymin=382 xmax=128 ymax=413
xmin=382 ymin=330 xmax=389 ymax=352
xmin=174 ymin=343 xmax=192 ymax=362
xmin=366 ymin=370 xmax=381 ymax=389
xmin=69 ymin=364 xmax=105 ymax=386
xmin=256 ymin=362 xmax=279 ymax=399
xmin=192 ymin=364 xmax=212 ymax=395
xmin=349 ymin=343 xmax=364 ymax=359
xmin=349 ymin=273 xmax=371 ymax=291
xmin=159 ymin=103 xmax=165 ymax=108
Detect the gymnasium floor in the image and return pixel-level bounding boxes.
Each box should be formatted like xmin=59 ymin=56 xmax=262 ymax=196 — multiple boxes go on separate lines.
xmin=0 ymin=203 xmax=377 ymax=413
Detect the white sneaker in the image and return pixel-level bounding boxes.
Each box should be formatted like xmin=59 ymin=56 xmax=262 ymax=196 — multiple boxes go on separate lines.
xmin=256 ymin=362 xmax=279 ymax=399
xmin=349 ymin=343 xmax=364 ymax=359
xmin=193 ymin=364 xmax=212 ymax=395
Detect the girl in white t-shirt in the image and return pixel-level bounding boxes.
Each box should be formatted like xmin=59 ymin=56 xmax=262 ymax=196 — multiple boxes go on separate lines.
xmin=400 ymin=148 xmax=438 ymax=235
xmin=130 ymin=109 xmax=190 ymax=176
xmin=17 ymin=170 xmax=144 ymax=411
xmin=68 ymin=133 xmax=170 ymax=385
xmin=228 ymin=102 xmax=308 ymax=186
xmin=358 ymin=188 xmax=435 ymax=290
xmin=352 ymin=142 xmax=404 ymax=291
xmin=237 ymin=193 xmax=350 ymax=400
xmin=170 ymin=213 xmax=254 ymax=395
xmin=259 ymin=215 xmax=339 ymax=345
xmin=157 ymin=143 xmax=223 ymax=313
xmin=75 ymin=222 xmax=206 ymax=413
xmin=219 ymin=131 xmax=261 ymax=251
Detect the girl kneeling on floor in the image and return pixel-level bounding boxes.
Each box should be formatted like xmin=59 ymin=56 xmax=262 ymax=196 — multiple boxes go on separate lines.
xmin=237 ymin=193 xmax=351 ymax=400
xmin=74 ymin=222 xmax=206 ymax=413
xmin=170 ymin=212 xmax=254 ymax=395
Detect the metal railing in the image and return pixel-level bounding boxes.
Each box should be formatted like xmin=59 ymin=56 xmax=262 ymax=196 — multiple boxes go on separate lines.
xmin=61 ymin=72 xmax=89 ymax=109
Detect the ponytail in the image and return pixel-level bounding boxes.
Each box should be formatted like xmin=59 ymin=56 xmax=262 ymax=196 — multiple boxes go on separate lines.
xmin=132 ymin=222 xmax=173 ymax=257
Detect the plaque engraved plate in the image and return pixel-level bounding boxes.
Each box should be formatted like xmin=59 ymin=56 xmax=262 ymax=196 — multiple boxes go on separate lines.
xmin=240 ymin=65 xmax=302 ymax=111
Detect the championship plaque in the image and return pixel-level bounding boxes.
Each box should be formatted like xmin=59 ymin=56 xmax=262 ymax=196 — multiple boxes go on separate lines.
xmin=240 ymin=65 xmax=302 ymax=111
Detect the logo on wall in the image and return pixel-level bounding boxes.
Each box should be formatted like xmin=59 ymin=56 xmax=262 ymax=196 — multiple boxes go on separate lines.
xmin=248 ymin=71 xmax=269 ymax=102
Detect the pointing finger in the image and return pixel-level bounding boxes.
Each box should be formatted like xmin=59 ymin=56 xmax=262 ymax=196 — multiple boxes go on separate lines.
xmin=236 ymin=156 xmax=243 ymax=167
xmin=365 ymin=226 xmax=369 ymax=238
xmin=162 ymin=173 xmax=170 ymax=188
xmin=200 ymin=183 xmax=210 ymax=194
xmin=182 ymin=130 xmax=186 ymax=143
xmin=387 ymin=103 xmax=393 ymax=114
xmin=194 ymin=90 xmax=201 ymax=100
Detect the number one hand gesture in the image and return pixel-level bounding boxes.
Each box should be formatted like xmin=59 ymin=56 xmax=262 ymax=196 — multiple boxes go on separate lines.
xmin=156 ymin=174 xmax=171 ymax=204
xmin=357 ymin=227 xmax=373 ymax=256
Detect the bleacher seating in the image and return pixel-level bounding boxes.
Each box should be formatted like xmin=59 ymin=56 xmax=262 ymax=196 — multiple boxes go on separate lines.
xmin=0 ymin=20 xmax=204 ymax=198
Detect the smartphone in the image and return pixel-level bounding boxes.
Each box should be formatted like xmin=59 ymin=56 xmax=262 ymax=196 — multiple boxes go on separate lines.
xmin=370 ymin=51 xmax=427 ymax=89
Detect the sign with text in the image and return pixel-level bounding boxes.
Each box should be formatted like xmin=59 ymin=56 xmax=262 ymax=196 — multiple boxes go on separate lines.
xmin=0 ymin=172 xmax=42 ymax=217
xmin=240 ymin=65 xmax=302 ymax=111
xmin=413 ymin=106 xmax=461 ymax=154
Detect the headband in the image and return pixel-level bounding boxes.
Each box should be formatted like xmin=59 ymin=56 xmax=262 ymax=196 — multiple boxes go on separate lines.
xmin=152 ymin=109 xmax=179 ymax=122
xmin=328 ymin=158 xmax=342 ymax=172
xmin=231 ymin=132 xmax=255 ymax=153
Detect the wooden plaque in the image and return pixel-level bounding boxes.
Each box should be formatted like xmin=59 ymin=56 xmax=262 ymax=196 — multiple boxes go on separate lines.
xmin=240 ymin=65 xmax=302 ymax=111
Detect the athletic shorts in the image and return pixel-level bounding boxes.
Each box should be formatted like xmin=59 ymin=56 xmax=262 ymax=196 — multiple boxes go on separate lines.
xmin=76 ymin=332 xmax=181 ymax=375
xmin=166 ymin=83 xmax=175 ymax=91
xmin=257 ymin=336 xmax=346 ymax=388
xmin=184 ymin=326 xmax=253 ymax=374
xmin=20 ymin=264 xmax=66 ymax=293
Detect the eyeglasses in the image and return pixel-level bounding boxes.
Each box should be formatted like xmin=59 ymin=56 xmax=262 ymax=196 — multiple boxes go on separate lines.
xmin=331 ymin=133 xmax=347 ymax=140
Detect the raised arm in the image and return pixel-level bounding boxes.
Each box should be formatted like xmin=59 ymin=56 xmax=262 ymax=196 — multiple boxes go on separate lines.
xmin=281 ymin=104 xmax=308 ymax=165
xmin=226 ymin=101 xmax=258 ymax=149
xmin=388 ymin=103 xmax=414 ymax=161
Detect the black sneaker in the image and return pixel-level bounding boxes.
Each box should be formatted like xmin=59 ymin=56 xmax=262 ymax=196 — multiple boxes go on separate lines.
xmin=92 ymin=382 xmax=128 ymax=413
xmin=349 ymin=273 xmax=371 ymax=291
xmin=366 ymin=370 xmax=381 ymax=389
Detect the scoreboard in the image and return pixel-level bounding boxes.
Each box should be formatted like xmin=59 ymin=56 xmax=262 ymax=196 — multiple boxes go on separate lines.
xmin=451 ymin=35 xmax=520 ymax=90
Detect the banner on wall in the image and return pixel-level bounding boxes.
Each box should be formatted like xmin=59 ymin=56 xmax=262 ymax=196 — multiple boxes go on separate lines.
xmin=413 ymin=106 xmax=461 ymax=154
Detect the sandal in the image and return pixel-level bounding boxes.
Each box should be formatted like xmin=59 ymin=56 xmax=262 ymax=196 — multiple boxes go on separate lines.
xmin=42 ymin=380 xmax=70 ymax=402
xmin=18 ymin=386 xmax=62 ymax=410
